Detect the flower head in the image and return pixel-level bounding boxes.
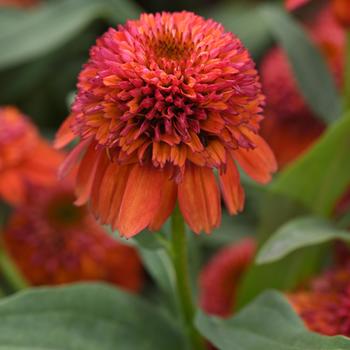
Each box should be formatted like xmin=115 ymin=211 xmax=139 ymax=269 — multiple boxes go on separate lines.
xmin=260 ymin=5 xmax=344 ymax=168
xmin=332 ymin=0 xmax=350 ymax=28
xmin=56 ymin=12 xmax=276 ymax=237
xmin=0 ymin=106 xmax=63 ymax=206
xmin=199 ymin=238 xmax=256 ymax=317
xmin=4 ymin=183 xmax=143 ymax=292
xmin=289 ymin=265 xmax=350 ymax=336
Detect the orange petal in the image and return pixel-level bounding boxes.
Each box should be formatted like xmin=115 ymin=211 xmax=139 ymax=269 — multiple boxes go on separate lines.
xmin=149 ymin=171 xmax=177 ymax=231
xmin=116 ymin=164 xmax=164 ymax=238
xmin=75 ymin=143 xmax=103 ymax=206
xmin=107 ymin=164 xmax=133 ymax=226
xmin=0 ymin=170 xmax=25 ymax=206
xmin=178 ymin=164 xmax=221 ymax=234
xmin=219 ymin=155 xmax=245 ymax=215
xmin=233 ymin=133 xmax=277 ymax=184
xmin=54 ymin=113 xmax=76 ymax=149
xmin=58 ymin=139 xmax=91 ymax=180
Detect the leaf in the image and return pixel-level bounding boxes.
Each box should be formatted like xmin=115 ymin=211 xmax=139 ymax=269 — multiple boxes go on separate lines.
xmin=237 ymin=112 xmax=350 ymax=307
xmin=270 ymin=112 xmax=350 ymax=217
xmin=0 ymin=0 xmax=141 ymax=69
xmin=258 ymin=4 xmax=342 ymax=124
xmin=256 ymin=216 xmax=350 ymax=264
xmin=196 ymin=291 xmax=350 ymax=350
xmin=204 ymin=3 xmax=272 ymax=60
xmin=0 ymin=283 xmax=187 ymax=350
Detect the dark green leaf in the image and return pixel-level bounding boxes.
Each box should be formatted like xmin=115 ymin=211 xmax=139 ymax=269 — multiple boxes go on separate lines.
xmin=258 ymin=5 xmax=342 ymax=124
xmin=0 ymin=283 xmax=187 ymax=350
xmin=0 ymin=0 xmax=141 ymax=68
xmin=204 ymin=3 xmax=272 ymax=60
xmin=256 ymin=216 xmax=350 ymax=264
xmin=196 ymin=291 xmax=350 ymax=350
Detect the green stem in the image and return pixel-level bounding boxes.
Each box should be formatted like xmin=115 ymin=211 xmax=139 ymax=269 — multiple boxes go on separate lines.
xmin=0 ymin=246 xmax=28 ymax=292
xmin=171 ymin=207 xmax=205 ymax=350
xmin=344 ymin=31 xmax=350 ymax=111
xmin=0 ymin=205 xmax=28 ymax=292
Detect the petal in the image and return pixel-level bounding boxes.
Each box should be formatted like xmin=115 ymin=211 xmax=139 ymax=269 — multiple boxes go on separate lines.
xmin=58 ymin=139 xmax=91 ymax=180
xmin=233 ymin=133 xmax=277 ymax=184
xmin=94 ymin=163 xmax=131 ymax=224
xmin=219 ymin=155 xmax=245 ymax=215
xmin=0 ymin=170 xmax=25 ymax=206
xmin=178 ymin=164 xmax=221 ymax=234
xmin=75 ymin=144 xmax=103 ymax=206
xmin=148 ymin=170 xmax=177 ymax=231
xmin=54 ymin=113 xmax=76 ymax=149
xmin=116 ymin=164 xmax=164 ymax=238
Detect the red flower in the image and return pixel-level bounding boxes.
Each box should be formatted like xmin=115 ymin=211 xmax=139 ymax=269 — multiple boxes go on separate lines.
xmin=333 ymin=0 xmax=350 ymax=27
xmin=56 ymin=12 xmax=276 ymax=237
xmin=0 ymin=106 xmax=63 ymax=206
xmin=4 ymin=183 xmax=144 ymax=292
xmin=0 ymin=0 xmax=39 ymax=7
xmin=289 ymin=265 xmax=350 ymax=336
xmin=285 ymin=0 xmax=311 ymax=11
xmin=199 ymin=238 xmax=256 ymax=317
xmin=260 ymin=6 xmax=345 ymax=168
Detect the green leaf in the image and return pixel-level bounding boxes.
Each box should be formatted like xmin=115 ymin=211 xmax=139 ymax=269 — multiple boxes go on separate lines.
xmin=270 ymin=112 xmax=350 ymax=217
xmin=237 ymin=112 xmax=350 ymax=307
xmin=256 ymin=216 xmax=350 ymax=264
xmin=196 ymin=291 xmax=350 ymax=350
xmin=0 ymin=0 xmax=141 ymax=69
xmin=204 ymin=3 xmax=272 ymax=60
xmin=258 ymin=4 xmax=342 ymax=124
xmin=0 ymin=283 xmax=187 ymax=350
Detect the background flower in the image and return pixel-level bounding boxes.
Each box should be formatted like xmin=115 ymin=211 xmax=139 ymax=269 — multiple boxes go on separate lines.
xmin=0 ymin=106 xmax=63 ymax=206
xmin=3 ymin=183 xmax=144 ymax=292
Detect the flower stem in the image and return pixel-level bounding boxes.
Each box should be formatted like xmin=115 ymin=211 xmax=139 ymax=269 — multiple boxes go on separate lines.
xmin=171 ymin=207 xmax=205 ymax=350
xmin=344 ymin=31 xmax=350 ymax=111
xmin=0 ymin=245 xmax=28 ymax=292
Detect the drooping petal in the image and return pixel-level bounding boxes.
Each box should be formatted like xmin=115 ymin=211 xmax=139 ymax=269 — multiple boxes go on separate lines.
xmin=57 ymin=138 xmax=91 ymax=180
xmin=149 ymin=170 xmax=177 ymax=231
xmin=116 ymin=164 xmax=164 ymax=238
xmin=178 ymin=164 xmax=221 ymax=234
xmin=54 ymin=113 xmax=76 ymax=149
xmin=219 ymin=155 xmax=245 ymax=215
xmin=74 ymin=143 xmax=103 ymax=206
xmin=233 ymin=133 xmax=277 ymax=184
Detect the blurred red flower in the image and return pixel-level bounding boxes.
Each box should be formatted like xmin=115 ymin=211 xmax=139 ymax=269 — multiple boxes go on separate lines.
xmin=3 ymin=183 xmax=144 ymax=292
xmin=260 ymin=5 xmax=345 ymax=168
xmin=0 ymin=0 xmax=39 ymax=7
xmin=56 ymin=12 xmax=276 ymax=237
xmin=289 ymin=265 xmax=350 ymax=336
xmin=199 ymin=238 xmax=256 ymax=317
xmin=332 ymin=0 xmax=350 ymax=27
xmin=285 ymin=0 xmax=311 ymax=11
xmin=0 ymin=106 xmax=63 ymax=206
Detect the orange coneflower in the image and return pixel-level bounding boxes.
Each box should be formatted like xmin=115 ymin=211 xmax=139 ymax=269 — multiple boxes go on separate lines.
xmin=199 ymin=238 xmax=256 ymax=317
xmin=332 ymin=0 xmax=350 ymax=28
xmin=289 ymin=265 xmax=350 ymax=336
xmin=55 ymin=12 xmax=277 ymax=237
xmin=4 ymin=183 xmax=144 ymax=292
xmin=0 ymin=106 xmax=63 ymax=206
xmin=260 ymin=5 xmax=345 ymax=168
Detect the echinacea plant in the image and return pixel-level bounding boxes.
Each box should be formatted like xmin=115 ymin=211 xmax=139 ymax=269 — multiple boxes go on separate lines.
xmin=0 ymin=1 xmax=350 ymax=350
